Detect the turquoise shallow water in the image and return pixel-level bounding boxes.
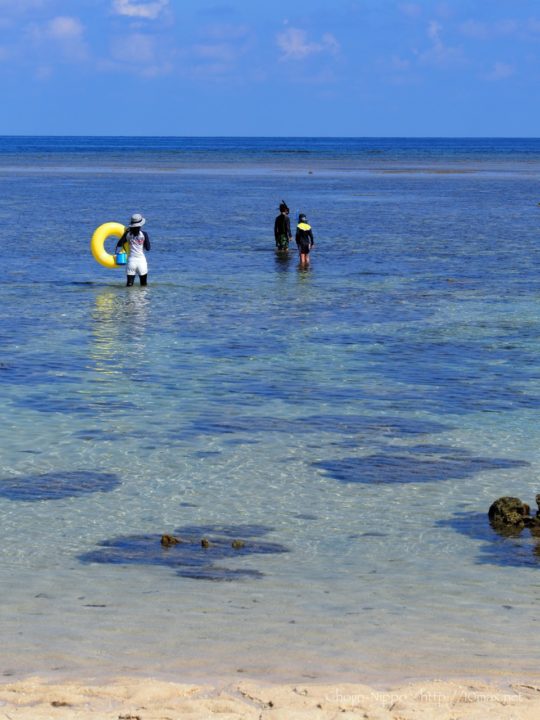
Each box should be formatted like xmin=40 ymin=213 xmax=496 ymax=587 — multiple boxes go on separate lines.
xmin=1 ymin=137 xmax=540 ymax=686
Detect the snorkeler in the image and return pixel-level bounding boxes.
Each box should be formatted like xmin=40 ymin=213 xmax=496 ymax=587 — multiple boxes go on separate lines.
xmin=274 ymin=200 xmax=293 ymax=252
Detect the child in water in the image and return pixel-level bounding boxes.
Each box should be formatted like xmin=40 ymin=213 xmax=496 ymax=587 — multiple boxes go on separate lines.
xmin=295 ymin=213 xmax=314 ymax=266
xmin=116 ymin=213 xmax=151 ymax=286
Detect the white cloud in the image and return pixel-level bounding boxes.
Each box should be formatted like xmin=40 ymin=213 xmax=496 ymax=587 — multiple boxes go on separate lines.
xmin=417 ymin=19 xmax=464 ymax=67
xmin=27 ymin=15 xmax=84 ymax=42
xmin=112 ymin=0 xmax=168 ymax=20
xmin=47 ymin=16 xmax=83 ymax=40
xmin=191 ymin=23 xmax=251 ymax=68
xmin=111 ymin=32 xmax=156 ymax=63
xmin=105 ymin=32 xmax=172 ymax=76
xmin=185 ymin=22 xmax=253 ymax=79
xmin=24 ymin=14 xmax=88 ymax=62
xmin=427 ymin=20 xmax=442 ymax=45
xmin=486 ymin=61 xmax=514 ymax=80
xmin=276 ymin=27 xmax=340 ymax=61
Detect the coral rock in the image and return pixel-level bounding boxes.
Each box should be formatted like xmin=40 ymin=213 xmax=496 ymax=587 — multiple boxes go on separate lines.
xmin=488 ymin=497 xmax=530 ymax=530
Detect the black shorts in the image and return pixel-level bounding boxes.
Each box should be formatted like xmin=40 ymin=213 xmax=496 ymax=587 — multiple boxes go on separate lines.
xmin=297 ymin=243 xmax=311 ymax=255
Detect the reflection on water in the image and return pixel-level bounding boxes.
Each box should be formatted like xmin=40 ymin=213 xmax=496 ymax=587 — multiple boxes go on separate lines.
xmin=121 ymin=287 xmax=150 ymax=349
xmin=89 ymin=287 xmax=150 ymax=381
xmin=274 ymin=250 xmax=292 ymax=272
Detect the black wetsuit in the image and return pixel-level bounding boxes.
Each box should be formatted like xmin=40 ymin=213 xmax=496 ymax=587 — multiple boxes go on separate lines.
xmin=274 ymin=213 xmax=292 ymax=251
xmin=295 ymin=223 xmax=314 ymax=254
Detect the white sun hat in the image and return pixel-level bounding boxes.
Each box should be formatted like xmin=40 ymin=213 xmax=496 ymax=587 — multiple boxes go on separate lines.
xmin=128 ymin=213 xmax=146 ymax=228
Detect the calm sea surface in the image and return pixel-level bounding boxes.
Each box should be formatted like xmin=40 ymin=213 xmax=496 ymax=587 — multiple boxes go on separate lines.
xmin=1 ymin=137 xmax=540 ymax=686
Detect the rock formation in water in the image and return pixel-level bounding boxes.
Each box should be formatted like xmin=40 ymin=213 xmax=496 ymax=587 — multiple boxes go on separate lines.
xmin=488 ymin=496 xmax=540 ymax=536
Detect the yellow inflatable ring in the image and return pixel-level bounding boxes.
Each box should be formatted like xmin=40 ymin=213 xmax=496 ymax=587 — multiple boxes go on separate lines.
xmin=91 ymin=222 xmax=126 ymax=269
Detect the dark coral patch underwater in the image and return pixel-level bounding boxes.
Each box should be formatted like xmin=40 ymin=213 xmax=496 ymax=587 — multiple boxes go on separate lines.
xmin=79 ymin=524 xmax=289 ymax=581
xmin=176 ymin=412 xmax=450 ymax=447
xmin=313 ymin=447 xmax=528 ymax=484
xmin=437 ymin=511 xmax=540 ymax=568
xmin=0 ymin=470 xmax=121 ymax=501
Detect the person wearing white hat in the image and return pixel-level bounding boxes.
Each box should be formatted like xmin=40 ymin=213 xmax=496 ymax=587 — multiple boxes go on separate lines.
xmin=115 ymin=213 xmax=151 ymax=286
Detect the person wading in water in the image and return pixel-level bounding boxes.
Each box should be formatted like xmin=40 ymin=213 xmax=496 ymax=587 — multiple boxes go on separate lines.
xmin=295 ymin=213 xmax=315 ymax=266
xmin=274 ymin=200 xmax=292 ymax=253
xmin=116 ymin=213 xmax=151 ymax=286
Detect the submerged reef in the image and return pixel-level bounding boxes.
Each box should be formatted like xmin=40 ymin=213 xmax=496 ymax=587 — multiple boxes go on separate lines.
xmin=79 ymin=524 xmax=288 ymax=581
xmin=314 ymin=448 xmax=528 ymax=485
xmin=0 ymin=470 xmax=121 ymax=501
xmin=437 ymin=495 xmax=540 ymax=568
xmin=439 ymin=509 xmax=539 ymax=567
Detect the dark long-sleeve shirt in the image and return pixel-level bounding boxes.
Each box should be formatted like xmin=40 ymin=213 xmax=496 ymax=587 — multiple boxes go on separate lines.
xmin=274 ymin=213 xmax=292 ymax=241
xmin=295 ymin=223 xmax=314 ymax=250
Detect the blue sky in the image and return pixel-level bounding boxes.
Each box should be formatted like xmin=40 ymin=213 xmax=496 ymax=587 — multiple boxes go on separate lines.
xmin=0 ymin=0 xmax=538 ymax=136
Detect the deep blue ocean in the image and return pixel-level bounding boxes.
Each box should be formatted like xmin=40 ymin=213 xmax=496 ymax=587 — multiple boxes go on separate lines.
xmin=1 ymin=136 xmax=540 ymax=686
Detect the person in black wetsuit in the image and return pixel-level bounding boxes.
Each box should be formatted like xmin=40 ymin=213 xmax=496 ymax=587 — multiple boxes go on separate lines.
xmin=295 ymin=213 xmax=314 ymax=266
xmin=274 ymin=200 xmax=292 ymax=252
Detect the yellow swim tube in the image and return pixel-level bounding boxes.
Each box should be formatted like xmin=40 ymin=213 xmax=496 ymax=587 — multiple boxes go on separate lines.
xmin=90 ymin=222 xmax=126 ymax=269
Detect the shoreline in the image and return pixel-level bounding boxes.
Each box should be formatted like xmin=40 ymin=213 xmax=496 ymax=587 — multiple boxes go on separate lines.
xmin=1 ymin=675 xmax=540 ymax=719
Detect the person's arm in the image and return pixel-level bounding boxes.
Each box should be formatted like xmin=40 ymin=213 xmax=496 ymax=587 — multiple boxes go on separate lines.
xmin=115 ymin=231 xmax=128 ymax=251
xmin=274 ymin=217 xmax=280 ymax=241
xmin=309 ymin=229 xmax=314 ymax=247
xmin=286 ymin=216 xmax=292 ymax=239
xmin=143 ymin=231 xmax=151 ymax=251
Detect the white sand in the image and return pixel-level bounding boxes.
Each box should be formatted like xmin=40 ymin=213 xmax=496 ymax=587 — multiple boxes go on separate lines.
xmin=0 ymin=676 xmax=539 ymax=719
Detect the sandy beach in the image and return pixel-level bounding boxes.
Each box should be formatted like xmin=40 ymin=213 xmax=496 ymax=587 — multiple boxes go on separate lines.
xmin=0 ymin=676 xmax=539 ymax=719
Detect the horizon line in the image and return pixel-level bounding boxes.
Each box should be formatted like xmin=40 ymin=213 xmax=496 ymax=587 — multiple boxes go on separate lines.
xmin=1 ymin=134 xmax=540 ymax=140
